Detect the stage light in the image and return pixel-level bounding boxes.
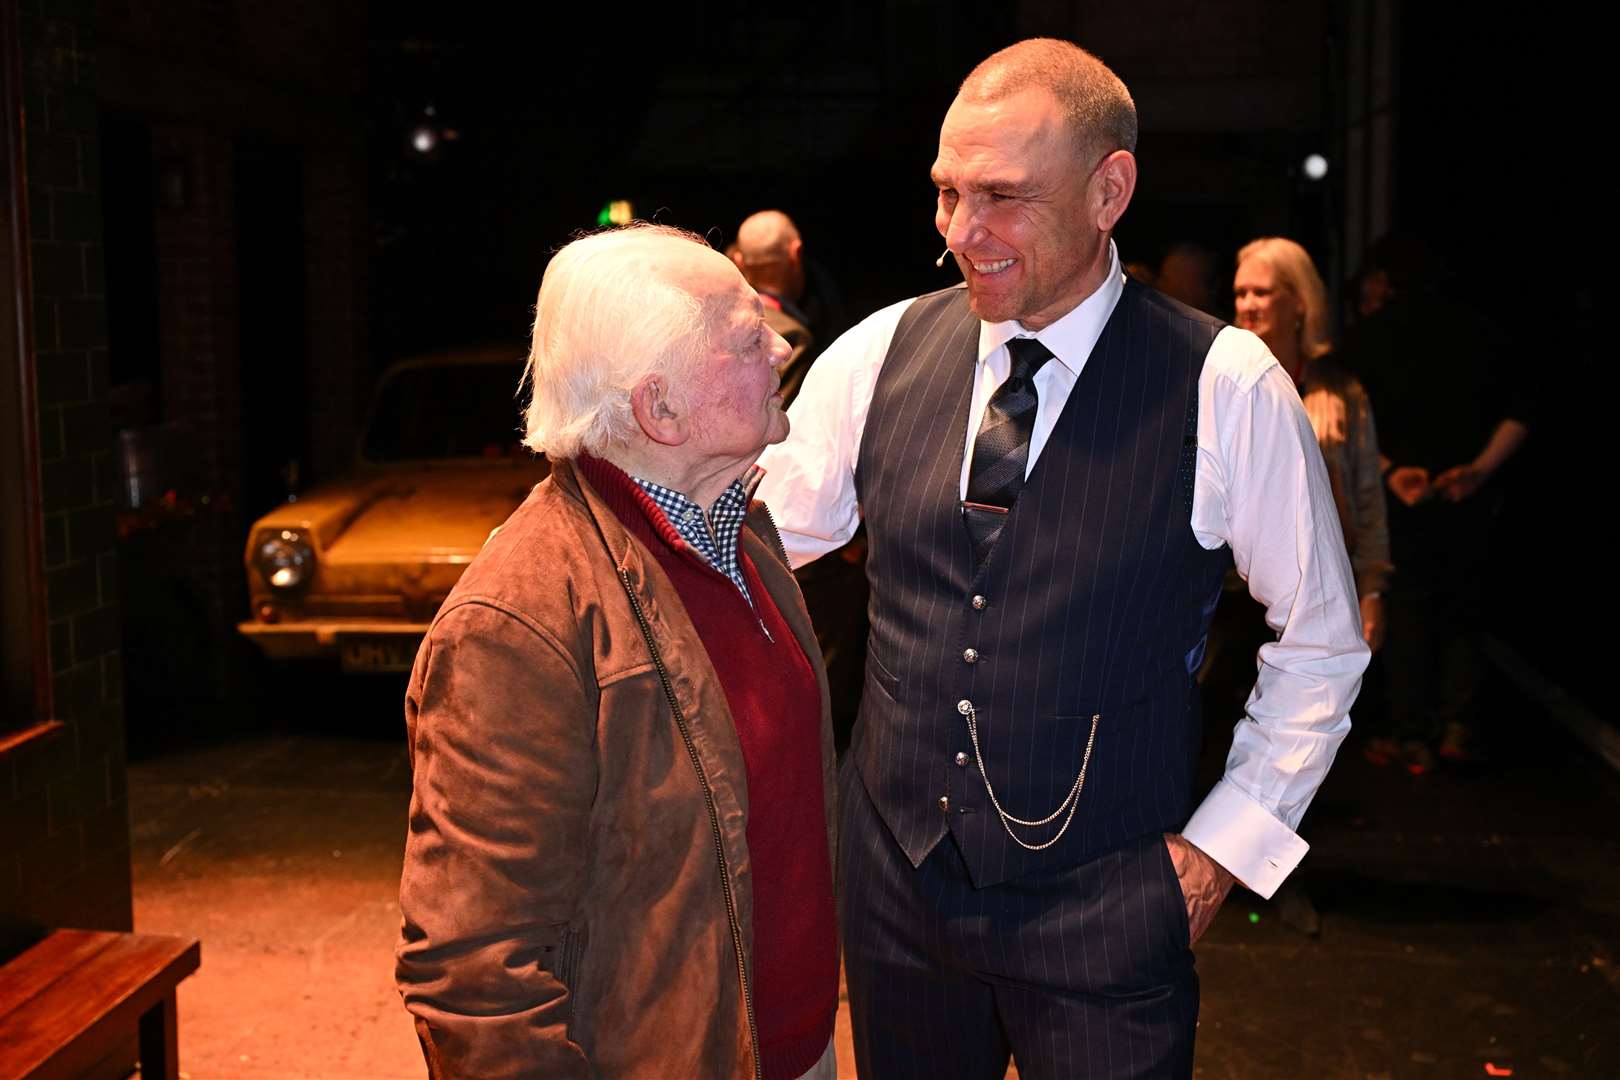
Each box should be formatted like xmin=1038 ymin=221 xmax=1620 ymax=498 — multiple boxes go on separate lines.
xmin=596 ymin=200 xmax=634 ymax=226
xmin=1303 ymin=153 xmax=1329 ymax=181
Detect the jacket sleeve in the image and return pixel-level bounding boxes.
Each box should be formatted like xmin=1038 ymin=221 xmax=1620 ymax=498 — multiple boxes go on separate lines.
xmin=396 ymin=599 xmax=597 ymax=1080
xmin=1347 ymin=381 xmax=1394 ymax=597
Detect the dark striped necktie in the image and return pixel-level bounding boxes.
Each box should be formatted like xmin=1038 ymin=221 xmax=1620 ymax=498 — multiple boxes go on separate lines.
xmin=962 ymin=337 xmax=1055 ymax=566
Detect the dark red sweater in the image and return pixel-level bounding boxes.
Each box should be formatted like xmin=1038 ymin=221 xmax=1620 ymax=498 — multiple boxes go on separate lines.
xmin=578 ymin=456 xmax=836 ymax=1080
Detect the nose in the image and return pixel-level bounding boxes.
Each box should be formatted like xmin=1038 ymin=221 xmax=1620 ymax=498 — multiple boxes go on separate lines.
xmin=943 ymin=199 xmax=986 ymax=254
xmin=768 ymin=326 xmax=792 ymax=373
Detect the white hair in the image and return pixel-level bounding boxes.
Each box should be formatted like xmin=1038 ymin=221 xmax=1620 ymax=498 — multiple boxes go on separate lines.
xmin=522 ymin=224 xmax=718 ymax=459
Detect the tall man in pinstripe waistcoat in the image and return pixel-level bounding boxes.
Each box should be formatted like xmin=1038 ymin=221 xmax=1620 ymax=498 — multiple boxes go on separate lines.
xmin=756 ymin=38 xmax=1369 ymax=1078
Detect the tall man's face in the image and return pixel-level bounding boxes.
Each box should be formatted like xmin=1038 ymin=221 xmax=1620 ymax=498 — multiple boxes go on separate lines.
xmin=931 ymin=87 xmax=1115 ymax=332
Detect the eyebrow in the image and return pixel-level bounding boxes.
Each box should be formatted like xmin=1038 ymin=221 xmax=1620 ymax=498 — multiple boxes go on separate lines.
xmin=931 ymin=171 xmax=1036 ymax=197
xmin=733 ymin=305 xmax=764 ymax=342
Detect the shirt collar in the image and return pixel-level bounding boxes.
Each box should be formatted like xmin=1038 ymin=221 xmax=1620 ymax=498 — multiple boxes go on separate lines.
xmin=629 ymin=474 xmax=754 ymax=600
xmin=975 ymin=239 xmax=1125 ymax=376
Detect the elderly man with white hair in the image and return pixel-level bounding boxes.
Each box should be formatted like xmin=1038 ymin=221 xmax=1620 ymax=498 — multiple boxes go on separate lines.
xmin=396 ymin=223 xmax=839 ymax=1080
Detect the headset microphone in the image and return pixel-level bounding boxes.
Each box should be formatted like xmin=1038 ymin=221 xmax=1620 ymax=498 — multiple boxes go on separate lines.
xmin=935 ymin=247 xmax=951 ymax=268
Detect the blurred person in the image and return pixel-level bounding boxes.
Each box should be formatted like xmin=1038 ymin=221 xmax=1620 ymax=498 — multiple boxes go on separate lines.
xmin=1357 ymin=265 xmax=1395 ymax=321
xmin=1234 ymin=237 xmax=1391 ymax=654
xmin=759 ymin=38 xmax=1367 ymax=1078
xmin=733 ymin=210 xmax=817 ymax=405
xmin=736 ymin=209 xmax=871 ymax=754
xmin=1339 ymin=233 xmax=1532 ymax=764
xmin=1158 ymin=241 xmax=1221 ymax=315
xmin=396 ymin=224 xmax=839 ymax=1080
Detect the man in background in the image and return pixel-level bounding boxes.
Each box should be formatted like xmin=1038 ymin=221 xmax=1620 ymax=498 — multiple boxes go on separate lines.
xmin=734 ymin=210 xmax=816 ymax=404
xmin=735 ymin=207 xmax=870 ymax=752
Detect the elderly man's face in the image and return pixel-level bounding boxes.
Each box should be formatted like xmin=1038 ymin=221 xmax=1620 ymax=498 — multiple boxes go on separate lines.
xmin=932 ymin=87 xmax=1103 ymax=332
xmin=684 ymin=262 xmax=792 ymax=466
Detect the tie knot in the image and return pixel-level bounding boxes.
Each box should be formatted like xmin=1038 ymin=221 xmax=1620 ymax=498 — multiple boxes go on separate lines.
xmin=1006 ymin=337 xmax=1054 ymax=380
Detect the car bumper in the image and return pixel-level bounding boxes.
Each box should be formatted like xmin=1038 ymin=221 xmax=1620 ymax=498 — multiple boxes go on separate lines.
xmin=237 ymin=620 xmax=429 ymax=672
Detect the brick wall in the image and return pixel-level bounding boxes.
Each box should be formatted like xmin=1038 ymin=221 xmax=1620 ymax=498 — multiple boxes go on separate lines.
xmin=1 ymin=0 xmax=132 ymax=942
xmin=304 ymin=145 xmax=367 ymax=482
xmin=153 ymin=123 xmax=239 ymax=510
xmin=91 ymin=2 xmax=369 ymax=693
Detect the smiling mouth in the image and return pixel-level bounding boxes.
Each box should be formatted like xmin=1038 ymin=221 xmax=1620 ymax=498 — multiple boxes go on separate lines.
xmin=970 ymin=258 xmax=1016 ymax=275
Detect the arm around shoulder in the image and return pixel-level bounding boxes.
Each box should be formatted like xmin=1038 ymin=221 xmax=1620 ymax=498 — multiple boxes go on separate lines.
xmin=756 ymin=296 xmax=913 ymax=566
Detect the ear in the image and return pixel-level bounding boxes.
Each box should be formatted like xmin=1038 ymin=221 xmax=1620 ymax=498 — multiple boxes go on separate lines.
xmin=629 ymin=374 xmax=689 ymax=447
xmin=1091 ymin=150 xmax=1137 ymax=234
xmin=730 ymin=249 xmax=747 ymax=271
xmin=787 ymin=237 xmax=804 ymax=264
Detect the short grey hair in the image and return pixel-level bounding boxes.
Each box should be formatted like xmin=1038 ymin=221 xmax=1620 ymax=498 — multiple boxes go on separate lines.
xmin=522 ymin=224 xmax=717 ymax=459
xmin=1237 ymin=237 xmax=1333 ymax=360
xmin=960 ymin=38 xmax=1137 ymax=166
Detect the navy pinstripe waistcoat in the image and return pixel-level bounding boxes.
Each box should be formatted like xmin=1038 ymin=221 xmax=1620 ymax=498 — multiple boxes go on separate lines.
xmin=852 ymin=279 xmax=1231 ymax=889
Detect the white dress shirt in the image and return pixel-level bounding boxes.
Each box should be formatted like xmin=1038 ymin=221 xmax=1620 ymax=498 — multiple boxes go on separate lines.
xmin=756 ymin=243 xmax=1369 ymax=898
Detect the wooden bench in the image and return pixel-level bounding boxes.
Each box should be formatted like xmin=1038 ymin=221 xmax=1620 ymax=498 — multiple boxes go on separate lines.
xmin=0 ymin=929 xmax=200 ymax=1080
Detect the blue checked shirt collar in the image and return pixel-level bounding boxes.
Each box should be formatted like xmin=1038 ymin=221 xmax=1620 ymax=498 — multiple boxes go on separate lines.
xmin=631 ymin=476 xmax=754 ymax=604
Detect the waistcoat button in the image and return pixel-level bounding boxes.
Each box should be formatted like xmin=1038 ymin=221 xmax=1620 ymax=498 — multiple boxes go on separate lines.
xmin=971 ymin=594 xmax=987 ymax=610
xmin=954 ymin=751 xmax=969 ymax=767
xmin=963 ymin=648 xmax=979 ymax=664
xmin=938 ymin=795 xmax=950 ymax=812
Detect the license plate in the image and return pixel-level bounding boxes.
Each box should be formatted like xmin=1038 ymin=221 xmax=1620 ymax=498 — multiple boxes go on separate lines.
xmin=340 ymin=636 xmax=419 ymax=673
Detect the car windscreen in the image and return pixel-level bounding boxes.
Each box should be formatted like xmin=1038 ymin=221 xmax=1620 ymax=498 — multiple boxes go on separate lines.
xmin=362 ymin=363 xmax=528 ymax=462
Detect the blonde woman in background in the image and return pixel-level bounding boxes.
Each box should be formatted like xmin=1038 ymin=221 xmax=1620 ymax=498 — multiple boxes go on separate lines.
xmin=1233 ymin=238 xmax=1410 ymax=766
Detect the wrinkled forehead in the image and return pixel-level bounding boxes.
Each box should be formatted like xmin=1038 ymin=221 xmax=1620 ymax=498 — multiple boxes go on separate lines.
xmin=685 ymin=257 xmax=761 ymax=336
xmin=934 ymin=88 xmax=1072 ymax=175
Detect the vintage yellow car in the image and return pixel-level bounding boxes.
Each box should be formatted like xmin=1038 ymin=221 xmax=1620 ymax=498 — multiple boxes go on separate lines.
xmin=238 ymin=348 xmax=549 ymax=672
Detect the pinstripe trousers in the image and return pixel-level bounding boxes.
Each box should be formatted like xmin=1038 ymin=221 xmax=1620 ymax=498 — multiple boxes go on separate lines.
xmin=839 ymin=760 xmax=1199 ymax=1079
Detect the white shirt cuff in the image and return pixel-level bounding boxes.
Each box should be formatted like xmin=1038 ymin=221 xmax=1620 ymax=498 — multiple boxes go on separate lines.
xmin=1181 ymin=779 xmax=1309 ymax=899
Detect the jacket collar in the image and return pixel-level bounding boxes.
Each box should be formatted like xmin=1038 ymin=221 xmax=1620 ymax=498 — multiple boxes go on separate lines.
xmin=550 ymin=455 xmax=821 ymax=682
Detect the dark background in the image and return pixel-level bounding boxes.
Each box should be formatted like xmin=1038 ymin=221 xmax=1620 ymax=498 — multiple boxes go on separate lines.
xmin=125 ymin=3 xmax=1601 ymax=711
xmin=2 ymin=0 xmax=1606 ymax=1012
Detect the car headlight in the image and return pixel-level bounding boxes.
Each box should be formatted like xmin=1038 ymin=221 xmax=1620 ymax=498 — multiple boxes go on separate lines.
xmin=255 ymin=529 xmax=314 ymax=590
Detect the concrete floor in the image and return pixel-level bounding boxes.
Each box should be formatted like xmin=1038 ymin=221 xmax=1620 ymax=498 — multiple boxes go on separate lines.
xmin=128 ymin=673 xmax=1620 ymax=1079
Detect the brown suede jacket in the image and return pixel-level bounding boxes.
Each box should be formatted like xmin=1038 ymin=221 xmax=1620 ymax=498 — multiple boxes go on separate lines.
xmin=396 ymin=457 xmax=835 ymax=1079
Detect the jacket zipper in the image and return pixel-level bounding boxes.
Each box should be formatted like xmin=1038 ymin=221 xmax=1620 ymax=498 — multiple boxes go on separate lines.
xmin=757 ymin=503 xmax=792 ymax=569
xmin=752 ymin=505 xmax=794 ymax=643
xmin=617 ymin=568 xmax=763 ymax=1080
